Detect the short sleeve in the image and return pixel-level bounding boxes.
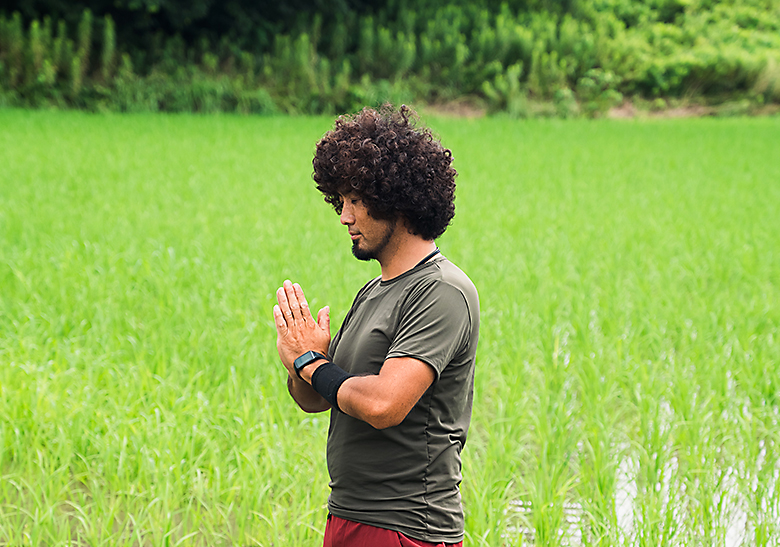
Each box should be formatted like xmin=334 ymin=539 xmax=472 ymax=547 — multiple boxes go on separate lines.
xmin=385 ymin=280 xmax=472 ymax=377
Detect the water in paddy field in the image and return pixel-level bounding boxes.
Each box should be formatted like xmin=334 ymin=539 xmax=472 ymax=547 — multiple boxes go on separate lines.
xmin=502 ymin=446 xmax=778 ymax=546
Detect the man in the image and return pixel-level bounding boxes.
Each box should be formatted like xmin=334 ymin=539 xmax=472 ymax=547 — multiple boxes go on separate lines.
xmin=273 ymin=105 xmax=479 ymax=547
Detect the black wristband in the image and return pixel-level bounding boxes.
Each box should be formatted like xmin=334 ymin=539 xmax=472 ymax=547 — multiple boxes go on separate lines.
xmin=310 ymin=361 xmax=353 ymax=412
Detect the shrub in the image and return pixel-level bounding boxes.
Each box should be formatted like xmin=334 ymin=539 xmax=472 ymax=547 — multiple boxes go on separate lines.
xmin=576 ymin=68 xmax=623 ymax=117
xmin=483 ymin=62 xmax=529 ymax=117
xmin=753 ymin=57 xmax=780 ymax=103
xmin=1 ymin=2 xmax=778 ymax=114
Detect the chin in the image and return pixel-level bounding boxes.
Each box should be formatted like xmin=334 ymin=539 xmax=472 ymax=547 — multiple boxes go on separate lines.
xmin=351 ymin=242 xmax=375 ymax=261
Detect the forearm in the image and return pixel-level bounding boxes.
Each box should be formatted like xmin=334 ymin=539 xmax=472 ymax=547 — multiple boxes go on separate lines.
xmin=302 ymin=356 xmax=434 ymax=429
xmin=337 ymin=375 xmax=407 ymax=429
xmin=287 ymin=374 xmax=331 ymax=413
xmin=301 ymin=366 xmax=396 ymax=427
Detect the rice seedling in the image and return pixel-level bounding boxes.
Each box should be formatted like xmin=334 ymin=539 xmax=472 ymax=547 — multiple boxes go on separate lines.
xmin=1 ymin=110 xmax=778 ymax=545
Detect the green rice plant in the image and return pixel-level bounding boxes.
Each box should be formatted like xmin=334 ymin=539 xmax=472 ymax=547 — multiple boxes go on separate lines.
xmin=1 ymin=112 xmax=779 ymax=545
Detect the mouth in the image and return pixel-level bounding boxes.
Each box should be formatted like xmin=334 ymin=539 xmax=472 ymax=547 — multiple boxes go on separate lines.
xmin=349 ymin=232 xmax=361 ymax=241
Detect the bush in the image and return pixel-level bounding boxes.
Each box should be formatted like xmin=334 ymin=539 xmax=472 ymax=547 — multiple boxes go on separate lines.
xmin=1 ymin=1 xmax=779 ymax=115
xmin=753 ymin=57 xmax=780 ymax=103
xmin=482 ymin=62 xmax=528 ymax=117
xmin=576 ymin=68 xmax=623 ymax=117
xmin=553 ymin=87 xmax=579 ymax=117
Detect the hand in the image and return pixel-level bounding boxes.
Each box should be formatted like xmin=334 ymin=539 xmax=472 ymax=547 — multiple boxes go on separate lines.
xmin=273 ymin=280 xmax=331 ymax=378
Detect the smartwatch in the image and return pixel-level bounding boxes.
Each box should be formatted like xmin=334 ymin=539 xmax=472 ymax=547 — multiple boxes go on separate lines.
xmin=293 ymin=350 xmax=327 ymax=379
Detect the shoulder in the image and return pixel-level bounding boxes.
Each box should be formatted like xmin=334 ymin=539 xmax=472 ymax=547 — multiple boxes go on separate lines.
xmin=357 ymin=275 xmax=382 ymax=297
xmin=434 ymin=257 xmax=479 ymax=303
xmin=406 ymin=257 xmax=479 ymax=316
xmin=426 ymin=257 xmax=479 ymax=306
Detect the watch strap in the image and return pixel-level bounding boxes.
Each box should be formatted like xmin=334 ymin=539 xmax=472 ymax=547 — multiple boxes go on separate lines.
xmin=293 ymin=350 xmax=327 ymax=379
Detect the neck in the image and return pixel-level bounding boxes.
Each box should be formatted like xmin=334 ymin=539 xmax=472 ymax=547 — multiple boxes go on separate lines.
xmin=378 ymin=224 xmax=437 ymax=281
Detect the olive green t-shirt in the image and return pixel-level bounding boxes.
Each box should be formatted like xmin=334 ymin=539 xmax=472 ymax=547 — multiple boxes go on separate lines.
xmin=326 ymin=254 xmax=480 ymax=543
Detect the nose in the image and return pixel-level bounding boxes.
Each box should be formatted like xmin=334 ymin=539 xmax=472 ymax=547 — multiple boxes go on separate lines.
xmin=340 ymin=202 xmax=354 ymax=225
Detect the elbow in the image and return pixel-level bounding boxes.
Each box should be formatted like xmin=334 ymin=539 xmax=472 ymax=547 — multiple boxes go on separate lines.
xmin=297 ymin=400 xmax=331 ymax=414
xmin=362 ymin=400 xmax=403 ymax=430
xmin=366 ymin=415 xmax=401 ymax=430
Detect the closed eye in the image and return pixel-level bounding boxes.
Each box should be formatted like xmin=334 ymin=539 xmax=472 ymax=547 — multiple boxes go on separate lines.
xmin=340 ymin=194 xmax=361 ymax=206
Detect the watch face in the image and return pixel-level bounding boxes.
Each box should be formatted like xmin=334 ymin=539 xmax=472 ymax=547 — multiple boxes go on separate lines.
xmin=294 ymin=352 xmax=310 ymax=370
xmin=295 ymin=351 xmax=324 ymax=375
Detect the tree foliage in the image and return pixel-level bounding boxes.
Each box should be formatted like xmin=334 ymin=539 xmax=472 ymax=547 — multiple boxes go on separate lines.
xmin=1 ymin=0 xmax=779 ymax=114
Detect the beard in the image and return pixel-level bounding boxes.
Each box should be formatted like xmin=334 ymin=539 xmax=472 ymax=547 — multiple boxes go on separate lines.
xmin=351 ymin=219 xmax=396 ymax=261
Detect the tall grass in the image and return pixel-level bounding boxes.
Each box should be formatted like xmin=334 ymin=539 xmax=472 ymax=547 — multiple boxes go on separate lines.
xmin=0 ymin=111 xmax=779 ymax=545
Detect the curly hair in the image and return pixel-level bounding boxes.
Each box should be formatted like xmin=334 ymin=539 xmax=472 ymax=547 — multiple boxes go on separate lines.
xmin=312 ymin=104 xmax=457 ymax=241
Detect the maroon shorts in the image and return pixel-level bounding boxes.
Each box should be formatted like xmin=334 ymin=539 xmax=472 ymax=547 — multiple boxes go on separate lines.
xmin=323 ymin=514 xmax=463 ymax=547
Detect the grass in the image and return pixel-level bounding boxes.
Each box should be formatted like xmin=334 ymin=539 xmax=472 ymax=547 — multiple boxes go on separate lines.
xmin=1 ymin=109 xmax=779 ymax=546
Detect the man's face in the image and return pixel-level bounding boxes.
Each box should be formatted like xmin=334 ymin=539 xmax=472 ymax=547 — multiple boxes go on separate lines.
xmin=339 ymin=193 xmax=396 ymax=261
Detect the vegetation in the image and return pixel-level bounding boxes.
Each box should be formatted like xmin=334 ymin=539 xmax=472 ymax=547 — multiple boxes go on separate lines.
xmin=1 ymin=1 xmax=779 ymax=115
xmin=1 ymin=110 xmax=778 ymax=545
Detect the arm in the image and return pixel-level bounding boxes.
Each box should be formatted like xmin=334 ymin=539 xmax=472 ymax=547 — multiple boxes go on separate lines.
xmin=287 ymin=373 xmax=331 ymax=413
xmin=300 ymin=356 xmax=435 ymax=430
xmin=274 ymin=280 xmax=435 ymax=426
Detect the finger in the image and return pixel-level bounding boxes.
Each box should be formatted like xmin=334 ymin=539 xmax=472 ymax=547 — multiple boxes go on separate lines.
xmin=293 ymin=283 xmax=315 ymax=325
xmin=276 ymin=286 xmax=295 ymax=323
xmin=318 ymin=306 xmax=330 ymax=333
xmin=273 ymin=304 xmax=288 ymax=332
xmin=283 ymin=280 xmax=302 ymax=323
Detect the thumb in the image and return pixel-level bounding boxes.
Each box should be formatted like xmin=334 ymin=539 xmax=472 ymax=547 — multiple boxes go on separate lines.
xmin=318 ymin=306 xmax=330 ymax=333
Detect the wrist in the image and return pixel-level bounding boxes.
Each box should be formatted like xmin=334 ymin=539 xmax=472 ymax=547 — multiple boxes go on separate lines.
xmin=310 ymin=361 xmax=353 ymax=412
xmin=300 ymin=358 xmax=327 ymax=384
xmin=293 ymin=350 xmax=328 ymax=382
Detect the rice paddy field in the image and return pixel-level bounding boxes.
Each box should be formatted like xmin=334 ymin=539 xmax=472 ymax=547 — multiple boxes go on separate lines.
xmin=0 ymin=109 xmax=779 ymax=546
